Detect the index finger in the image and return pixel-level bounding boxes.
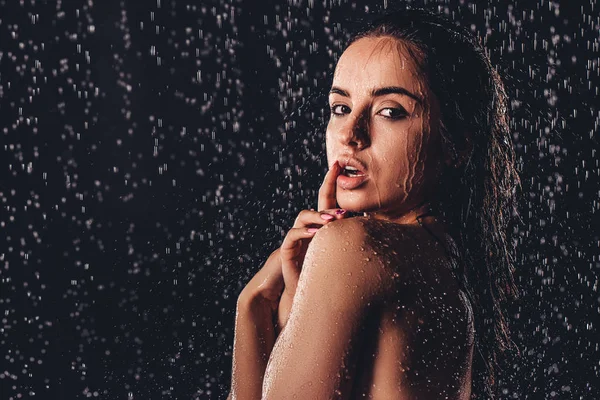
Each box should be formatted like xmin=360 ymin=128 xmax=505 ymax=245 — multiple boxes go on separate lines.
xmin=318 ymin=161 xmax=341 ymax=211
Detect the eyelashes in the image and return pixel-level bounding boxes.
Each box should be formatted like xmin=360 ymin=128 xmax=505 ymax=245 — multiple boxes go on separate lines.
xmin=378 ymin=107 xmax=408 ymax=120
xmin=329 ymin=104 xmax=408 ymax=120
xmin=329 ymin=104 xmax=351 ymax=117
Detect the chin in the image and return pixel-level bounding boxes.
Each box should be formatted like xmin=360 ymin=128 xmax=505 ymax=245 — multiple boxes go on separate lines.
xmin=336 ymin=198 xmax=374 ymax=213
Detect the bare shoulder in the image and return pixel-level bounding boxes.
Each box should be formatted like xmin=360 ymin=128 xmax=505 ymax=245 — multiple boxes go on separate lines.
xmin=304 ymin=216 xmax=442 ymax=301
xmin=312 ymin=216 xmax=451 ymax=271
xmin=299 ymin=216 xmax=399 ymax=307
xmin=358 ymin=216 xmax=461 ymax=283
xmin=264 ymin=217 xmax=430 ymax=397
xmin=343 ymin=217 xmax=474 ymax=338
xmin=276 ymin=216 xmax=473 ymax=397
xmin=310 ymin=216 xmax=467 ymax=304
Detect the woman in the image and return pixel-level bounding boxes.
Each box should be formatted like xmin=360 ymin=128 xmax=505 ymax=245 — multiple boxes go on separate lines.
xmin=228 ymin=8 xmax=521 ymax=400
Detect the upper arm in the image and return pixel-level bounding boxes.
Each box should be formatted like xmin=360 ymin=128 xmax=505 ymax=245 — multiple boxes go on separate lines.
xmin=262 ymin=218 xmax=396 ymax=399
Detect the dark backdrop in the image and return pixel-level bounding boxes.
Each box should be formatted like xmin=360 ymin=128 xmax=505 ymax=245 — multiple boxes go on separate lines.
xmin=1 ymin=0 xmax=598 ymax=399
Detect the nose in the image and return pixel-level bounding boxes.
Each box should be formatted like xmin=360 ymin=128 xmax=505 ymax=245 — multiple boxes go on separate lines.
xmin=336 ymin=112 xmax=369 ymax=149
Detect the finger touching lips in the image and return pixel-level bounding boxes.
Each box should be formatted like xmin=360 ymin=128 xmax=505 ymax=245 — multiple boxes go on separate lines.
xmin=318 ymin=161 xmax=341 ymax=211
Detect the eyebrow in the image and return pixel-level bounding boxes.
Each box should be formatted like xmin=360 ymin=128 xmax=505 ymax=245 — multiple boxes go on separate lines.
xmin=329 ymin=86 xmax=423 ymax=105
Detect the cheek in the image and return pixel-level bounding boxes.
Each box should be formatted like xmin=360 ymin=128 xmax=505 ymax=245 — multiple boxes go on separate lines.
xmin=378 ymin=133 xmax=429 ymax=184
xmin=325 ymin=130 xmax=336 ymax=167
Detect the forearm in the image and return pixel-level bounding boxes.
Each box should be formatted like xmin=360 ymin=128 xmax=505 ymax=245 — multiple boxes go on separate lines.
xmin=229 ymin=297 xmax=277 ymax=400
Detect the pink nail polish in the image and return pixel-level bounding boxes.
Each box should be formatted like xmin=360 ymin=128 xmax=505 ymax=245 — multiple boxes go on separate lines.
xmin=321 ymin=214 xmax=334 ymax=220
xmin=307 ymin=228 xmax=319 ymax=233
xmin=335 ymin=209 xmax=346 ymax=215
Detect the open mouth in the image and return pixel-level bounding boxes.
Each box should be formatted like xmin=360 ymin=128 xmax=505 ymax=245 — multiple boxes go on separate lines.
xmin=342 ymin=166 xmax=366 ymax=177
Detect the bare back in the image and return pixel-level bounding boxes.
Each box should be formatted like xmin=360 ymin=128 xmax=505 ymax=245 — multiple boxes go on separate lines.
xmin=349 ymin=217 xmax=475 ymax=399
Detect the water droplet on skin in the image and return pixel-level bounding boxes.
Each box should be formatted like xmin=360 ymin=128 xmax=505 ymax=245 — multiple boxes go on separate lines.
xmin=342 ymin=247 xmax=346 ymax=251
xmin=365 ymin=257 xmax=370 ymax=261
xmin=360 ymin=246 xmax=365 ymax=251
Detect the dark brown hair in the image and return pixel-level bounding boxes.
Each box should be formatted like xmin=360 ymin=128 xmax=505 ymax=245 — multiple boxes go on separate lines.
xmin=339 ymin=7 xmax=522 ymax=398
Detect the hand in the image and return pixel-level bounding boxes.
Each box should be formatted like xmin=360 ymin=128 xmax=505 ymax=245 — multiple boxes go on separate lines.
xmin=277 ymin=160 xmax=347 ymax=332
xmin=237 ymin=161 xmax=347 ymax=332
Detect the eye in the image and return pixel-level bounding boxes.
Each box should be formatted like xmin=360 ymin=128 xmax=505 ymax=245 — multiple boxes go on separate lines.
xmin=379 ymin=107 xmax=408 ymax=120
xmin=329 ymin=104 xmax=350 ymax=117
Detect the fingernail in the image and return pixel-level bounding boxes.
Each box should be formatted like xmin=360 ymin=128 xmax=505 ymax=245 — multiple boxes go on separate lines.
xmin=335 ymin=209 xmax=346 ymax=215
xmin=320 ymin=214 xmax=334 ymax=220
xmin=307 ymin=228 xmax=319 ymax=233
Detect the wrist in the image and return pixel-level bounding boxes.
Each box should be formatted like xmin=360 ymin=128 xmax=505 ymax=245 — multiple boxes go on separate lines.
xmin=237 ymin=293 xmax=276 ymax=323
xmin=238 ymin=250 xmax=283 ymax=311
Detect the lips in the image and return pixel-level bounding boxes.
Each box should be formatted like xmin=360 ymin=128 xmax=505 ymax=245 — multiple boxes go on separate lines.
xmin=335 ymin=156 xmax=369 ymax=190
xmin=337 ymin=173 xmax=368 ymax=190
xmin=337 ymin=157 xmax=368 ymax=174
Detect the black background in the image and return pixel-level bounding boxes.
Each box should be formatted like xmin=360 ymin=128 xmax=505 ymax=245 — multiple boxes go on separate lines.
xmin=1 ymin=0 xmax=599 ymax=399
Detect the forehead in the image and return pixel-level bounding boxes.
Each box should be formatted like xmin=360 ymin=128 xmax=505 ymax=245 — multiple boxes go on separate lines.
xmin=332 ymin=36 xmax=426 ymax=96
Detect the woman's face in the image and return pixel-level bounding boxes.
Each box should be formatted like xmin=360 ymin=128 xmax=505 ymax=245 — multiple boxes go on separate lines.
xmin=326 ymin=36 xmax=445 ymax=220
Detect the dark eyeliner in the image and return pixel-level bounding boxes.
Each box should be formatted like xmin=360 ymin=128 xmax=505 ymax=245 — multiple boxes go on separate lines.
xmin=329 ymin=104 xmax=348 ymax=116
xmin=380 ymin=107 xmax=408 ymax=120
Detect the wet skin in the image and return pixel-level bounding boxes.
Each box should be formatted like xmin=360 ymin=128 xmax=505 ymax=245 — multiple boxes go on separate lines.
xmin=326 ymin=36 xmax=449 ymax=224
xmin=261 ymin=36 xmax=474 ymax=399
xmin=348 ymin=217 xmax=474 ymax=399
xmin=263 ymin=215 xmax=474 ymax=399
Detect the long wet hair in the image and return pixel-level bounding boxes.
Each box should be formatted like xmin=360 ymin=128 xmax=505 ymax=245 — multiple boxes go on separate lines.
xmin=339 ymin=8 xmax=522 ymax=398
